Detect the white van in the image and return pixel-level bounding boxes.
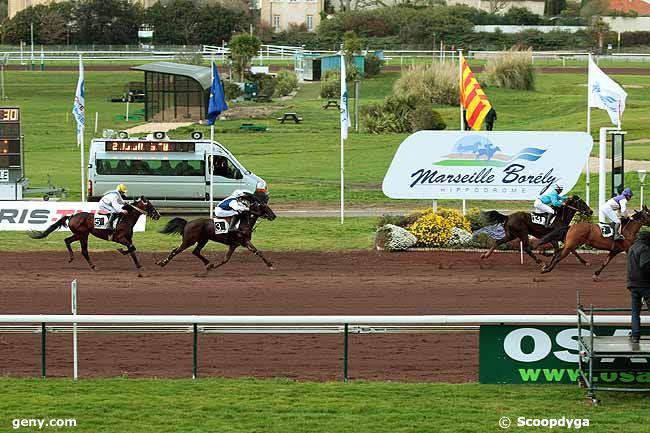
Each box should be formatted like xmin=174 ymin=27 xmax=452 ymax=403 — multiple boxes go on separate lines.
xmin=87 ymin=132 xmax=267 ymax=207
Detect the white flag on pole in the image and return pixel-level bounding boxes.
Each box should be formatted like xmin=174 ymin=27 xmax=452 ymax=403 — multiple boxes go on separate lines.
xmin=588 ymin=57 xmax=627 ymax=126
xmin=340 ymin=56 xmax=351 ymax=140
xmin=72 ymin=55 xmax=85 ymax=144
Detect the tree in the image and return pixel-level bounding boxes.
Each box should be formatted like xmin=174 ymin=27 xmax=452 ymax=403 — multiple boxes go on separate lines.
xmin=228 ymin=33 xmax=261 ymax=81
xmin=544 ymin=0 xmax=567 ymax=16
xmin=588 ymin=16 xmax=610 ymax=53
xmin=72 ymin=0 xmax=143 ymax=44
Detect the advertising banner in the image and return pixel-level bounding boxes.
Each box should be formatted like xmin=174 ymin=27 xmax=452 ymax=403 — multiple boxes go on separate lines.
xmin=382 ymin=131 xmax=593 ymax=200
xmin=0 ymin=201 xmax=146 ymax=231
xmin=480 ymin=325 xmax=650 ymax=385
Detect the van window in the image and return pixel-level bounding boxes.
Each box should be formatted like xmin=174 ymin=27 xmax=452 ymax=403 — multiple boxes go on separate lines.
xmin=212 ymin=156 xmax=240 ymax=179
xmin=97 ymin=159 xmax=205 ymax=176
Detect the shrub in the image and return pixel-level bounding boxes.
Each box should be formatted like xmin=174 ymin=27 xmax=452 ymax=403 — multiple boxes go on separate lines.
xmin=436 ymin=208 xmax=472 ymax=232
xmin=483 ymin=47 xmax=535 ymax=90
xmin=364 ymin=53 xmax=384 ymax=77
xmin=375 ymin=224 xmax=418 ymax=251
xmin=360 ymin=95 xmax=446 ymax=134
xmin=320 ymin=71 xmax=340 ymax=99
xmin=275 ymin=70 xmax=298 ymax=96
xmin=407 ymin=208 xmax=472 ymax=247
xmin=393 ymin=63 xmax=458 ymax=106
xmin=223 ymin=80 xmax=243 ymax=100
xmin=448 ymin=227 xmax=475 ymax=248
xmin=246 ymin=73 xmax=277 ymax=98
xmin=377 ymin=209 xmax=427 ymax=228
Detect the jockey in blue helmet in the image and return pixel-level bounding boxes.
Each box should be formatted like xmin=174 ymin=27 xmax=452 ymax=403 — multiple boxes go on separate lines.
xmin=533 ymin=184 xmax=568 ymax=227
xmin=602 ymin=187 xmax=633 ymax=240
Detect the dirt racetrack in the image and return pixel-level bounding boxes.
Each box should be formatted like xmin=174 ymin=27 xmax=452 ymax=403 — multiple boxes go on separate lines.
xmin=0 ymin=249 xmax=631 ymax=382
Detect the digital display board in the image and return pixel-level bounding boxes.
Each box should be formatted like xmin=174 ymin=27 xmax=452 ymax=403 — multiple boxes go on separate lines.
xmin=105 ymin=141 xmax=195 ymax=152
xmin=0 ymin=107 xmax=20 ymax=139
xmin=0 ymin=108 xmax=20 ymax=122
xmin=0 ymin=138 xmax=21 ymax=154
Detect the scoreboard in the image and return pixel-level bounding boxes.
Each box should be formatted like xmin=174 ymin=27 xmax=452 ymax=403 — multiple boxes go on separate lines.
xmin=0 ymin=107 xmax=22 ymax=200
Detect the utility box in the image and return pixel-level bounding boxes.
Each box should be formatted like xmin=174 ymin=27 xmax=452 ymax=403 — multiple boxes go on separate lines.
xmin=611 ymin=131 xmax=626 ymax=196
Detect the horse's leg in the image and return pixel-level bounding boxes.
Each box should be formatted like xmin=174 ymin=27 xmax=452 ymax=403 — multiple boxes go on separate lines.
xmin=191 ymin=239 xmax=210 ymax=268
xmin=481 ymin=235 xmax=512 ymax=260
xmin=243 ymin=240 xmax=274 ymax=270
xmin=541 ymin=245 xmax=576 ymax=274
xmin=124 ymin=244 xmax=143 ymax=277
xmin=522 ymin=236 xmax=544 ymax=265
xmin=572 ymin=251 xmax=590 ymax=267
xmin=593 ymin=251 xmax=621 ymax=281
xmin=208 ymin=244 xmax=237 ymax=271
xmin=64 ymin=235 xmax=78 ymax=263
xmin=79 ymin=236 xmax=96 ymax=270
xmin=157 ymin=239 xmax=195 ymax=267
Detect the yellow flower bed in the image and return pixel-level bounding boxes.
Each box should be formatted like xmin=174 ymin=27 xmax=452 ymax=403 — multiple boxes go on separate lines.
xmin=407 ymin=207 xmax=471 ymax=247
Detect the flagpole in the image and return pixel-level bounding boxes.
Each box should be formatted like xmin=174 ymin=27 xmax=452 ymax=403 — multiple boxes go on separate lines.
xmin=586 ymin=53 xmax=591 ymax=206
xmin=78 ymin=54 xmax=85 ymax=202
xmin=458 ymin=49 xmax=464 ymax=131
xmin=340 ymin=45 xmax=345 ymax=224
xmin=209 ymin=56 xmax=214 ymax=218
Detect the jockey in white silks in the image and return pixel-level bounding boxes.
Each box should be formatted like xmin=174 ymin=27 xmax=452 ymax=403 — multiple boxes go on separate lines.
xmin=214 ymin=189 xmax=252 ymax=231
xmin=533 ymin=184 xmax=567 ymax=227
xmin=601 ymin=187 xmax=633 ymax=240
xmin=98 ymin=183 xmax=129 ymax=233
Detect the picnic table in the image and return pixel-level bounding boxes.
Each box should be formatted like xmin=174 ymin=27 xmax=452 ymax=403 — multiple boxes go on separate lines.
xmin=239 ymin=123 xmax=269 ymax=132
xmin=277 ymin=112 xmax=303 ymax=124
xmin=322 ymin=99 xmax=340 ymax=110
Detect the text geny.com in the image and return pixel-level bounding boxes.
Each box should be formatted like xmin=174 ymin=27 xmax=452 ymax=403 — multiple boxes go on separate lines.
xmin=12 ymin=418 xmax=77 ymax=430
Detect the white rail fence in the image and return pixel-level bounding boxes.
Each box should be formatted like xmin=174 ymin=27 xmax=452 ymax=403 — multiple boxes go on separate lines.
xmin=1 ymin=314 xmax=646 ymax=380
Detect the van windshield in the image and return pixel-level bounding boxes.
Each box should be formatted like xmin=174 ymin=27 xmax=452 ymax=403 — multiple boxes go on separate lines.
xmin=96 ymin=159 xmax=205 ymax=176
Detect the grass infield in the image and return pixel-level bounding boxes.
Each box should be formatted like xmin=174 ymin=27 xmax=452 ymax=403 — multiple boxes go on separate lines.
xmin=0 ymin=378 xmax=648 ymax=432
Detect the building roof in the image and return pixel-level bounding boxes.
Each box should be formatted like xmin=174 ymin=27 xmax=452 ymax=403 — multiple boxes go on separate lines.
xmin=608 ymin=0 xmax=650 ymax=15
xmin=130 ymin=62 xmax=212 ymax=90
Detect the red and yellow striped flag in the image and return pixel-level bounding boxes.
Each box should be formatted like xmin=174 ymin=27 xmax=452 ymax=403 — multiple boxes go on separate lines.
xmin=460 ymin=53 xmax=492 ymax=131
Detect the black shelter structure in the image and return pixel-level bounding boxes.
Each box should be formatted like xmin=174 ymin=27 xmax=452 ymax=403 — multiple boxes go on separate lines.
xmin=131 ymin=62 xmax=212 ymax=122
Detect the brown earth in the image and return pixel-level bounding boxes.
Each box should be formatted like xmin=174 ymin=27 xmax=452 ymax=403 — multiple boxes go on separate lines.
xmin=0 ymin=250 xmax=631 ymax=382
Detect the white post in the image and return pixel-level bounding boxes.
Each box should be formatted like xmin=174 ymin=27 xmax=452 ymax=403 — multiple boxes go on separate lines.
xmin=94 ymin=112 xmax=98 ymax=135
xmin=598 ymin=127 xmax=608 ymax=222
xmin=125 ymin=99 xmax=129 ymax=122
xmin=80 ymin=128 xmax=85 ymax=202
xmin=586 ymin=53 xmax=592 ymax=207
xmin=210 ymin=56 xmax=215 ymax=217
xmin=520 ymin=241 xmax=524 ymax=265
xmin=340 ymin=46 xmax=345 ymax=224
xmin=71 ymin=279 xmax=78 ymax=380
xmin=459 ymin=49 xmax=464 ymax=132
xmin=462 ymin=199 xmax=466 ymax=215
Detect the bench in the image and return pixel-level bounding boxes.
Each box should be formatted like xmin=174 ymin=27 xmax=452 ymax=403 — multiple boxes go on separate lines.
xmin=322 ymin=99 xmax=340 ymax=110
xmin=277 ymin=112 xmax=303 ymax=124
xmin=239 ymin=123 xmax=269 ymax=132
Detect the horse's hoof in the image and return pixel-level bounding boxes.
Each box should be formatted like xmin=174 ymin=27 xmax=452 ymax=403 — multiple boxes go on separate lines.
xmin=68 ymin=258 xmax=73 ymax=263
xmin=269 ymin=266 xmax=274 ymax=271
xmin=156 ymin=261 xmax=165 ymax=267
xmin=592 ymin=275 xmax=601 ymax=282
xmin=90 ymin=265 xmax=96 ymax=270
xmin=540 ymin=267 xmax=549 ymax=274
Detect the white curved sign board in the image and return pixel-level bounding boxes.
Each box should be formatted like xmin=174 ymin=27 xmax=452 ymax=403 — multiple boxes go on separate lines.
xmin=382 ymin=131 xmax=593 ymax=200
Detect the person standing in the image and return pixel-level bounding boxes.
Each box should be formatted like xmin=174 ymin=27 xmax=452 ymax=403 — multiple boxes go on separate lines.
xmin=627 ymin=231 xmax=650 ymax=344
xmin=485 ymin=108 xmax=497 ymax=131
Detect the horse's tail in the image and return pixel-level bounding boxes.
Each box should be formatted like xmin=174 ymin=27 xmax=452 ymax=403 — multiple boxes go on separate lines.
xmin=537 ymin=225 xmax=570 ymax=245
xmin=481 ymin=210 xmax=508 ymax=226
xmin=160 ymin=217 xmax=187 ymax=235
xmin=27 ymin=215 xmax=70 ymax=239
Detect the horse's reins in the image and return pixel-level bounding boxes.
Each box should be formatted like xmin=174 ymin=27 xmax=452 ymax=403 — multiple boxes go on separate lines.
xmin=128 ymin=204 xmax=148 ymax=215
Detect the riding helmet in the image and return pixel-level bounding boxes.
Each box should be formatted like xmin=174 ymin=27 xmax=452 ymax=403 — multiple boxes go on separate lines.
xmin=623 ymin=187 xmax=633 ymax=198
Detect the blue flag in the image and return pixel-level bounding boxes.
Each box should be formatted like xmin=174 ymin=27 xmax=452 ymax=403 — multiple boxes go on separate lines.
xmin=72 ymin=55 xmax=85 ymax=142
xmin=207 ymin=62 xmax=228 ymax=126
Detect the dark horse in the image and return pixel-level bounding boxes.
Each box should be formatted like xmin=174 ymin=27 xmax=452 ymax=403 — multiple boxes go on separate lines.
xmin=27 ymin=197 xmax=160 ymax=276
xmin=480 ymin=195 xmax=593 ymax=265
xmin=156 ymin=197 xmax=277 ymax=272
xmin=539 ymin=206 xmax=650 ymax=280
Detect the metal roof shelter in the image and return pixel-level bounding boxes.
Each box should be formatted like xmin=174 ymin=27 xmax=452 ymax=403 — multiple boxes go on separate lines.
xmin=131 ymin=62 xmax=212 ymax=122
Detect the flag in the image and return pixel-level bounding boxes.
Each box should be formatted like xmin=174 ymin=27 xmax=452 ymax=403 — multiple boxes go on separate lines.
xmin=588 ymin=57 xmax=627 ymax=126
xmin=207 ymin=62 xmax=228 ymax=126
xmin=72 ymin=55 xmax=85 ymax=142
xmin=340 ymin=56 xmax=351 ymax=140
xmin=459 ymin=53 xmax=492 ymax=131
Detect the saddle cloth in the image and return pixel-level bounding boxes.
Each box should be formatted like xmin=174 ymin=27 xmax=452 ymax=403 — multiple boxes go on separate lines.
xmin=213 ymin=218 xmax=230 ymax=234
xmin=93 ymin=214 xmax=110 ymax=230
xmin=598 ymin=223 xmax=614 ymax=238
xmin=531 ymin=212 xmax=554 ymax=226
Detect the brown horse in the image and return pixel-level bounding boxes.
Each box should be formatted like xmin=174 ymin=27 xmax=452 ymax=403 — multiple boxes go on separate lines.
xmin=156 ymin=198 xmax=276 ymax=273
xmin=539 ymin=206 xmax=650 ymax=280
xmin=27 ymin=197 xmax=160 ymax=276
xmin=480 ymin=195 xmax=593 ymax=265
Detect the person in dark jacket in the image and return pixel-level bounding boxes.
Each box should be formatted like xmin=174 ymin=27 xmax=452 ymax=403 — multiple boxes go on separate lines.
xmin=485 ymin=108 xmax=497 ymax=131
xmin=627 ymin=231 xmax=650 ymax=344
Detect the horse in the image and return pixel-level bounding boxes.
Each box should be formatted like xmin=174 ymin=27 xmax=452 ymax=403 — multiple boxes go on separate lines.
xmin=539 ymin=206 xmax=650 ymax=280
xmin=156 ymin=198 xmax=277 ymax=273
xmin=27 ymin=197 xmax=160 ymax=276
xmin=480 ymin=195 xmax=593 ymax=265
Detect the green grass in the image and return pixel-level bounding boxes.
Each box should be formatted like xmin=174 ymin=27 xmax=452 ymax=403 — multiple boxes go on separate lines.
xmin=0 ymin=217 xmax=377 ymax=252
xmin=0 ymin=378 xmax=648 ymax=433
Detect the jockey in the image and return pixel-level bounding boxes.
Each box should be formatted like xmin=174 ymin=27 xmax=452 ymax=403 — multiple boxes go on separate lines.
xmin=534 ymin=184 xmax=568 ymax=227
xmin=99 ymin=184 xmax=129 ymax=233
xmin=214 ymin=189 xmax=253 ymax=231
xmin=602 ymin=187 xmax=633 ymax=240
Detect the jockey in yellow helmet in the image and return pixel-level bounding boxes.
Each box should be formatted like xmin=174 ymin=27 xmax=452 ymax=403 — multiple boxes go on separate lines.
xmin=99 ymin=184 xmax=129 ymax=233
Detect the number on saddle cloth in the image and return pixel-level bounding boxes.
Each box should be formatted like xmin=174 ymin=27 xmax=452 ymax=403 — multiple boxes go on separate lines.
xmin=213 ymin=218 xmax=229 ymax=234
xmin=531 ymin=212 xmax=554 ymax=226
xmin=94 ymin=214 xmax=110 ymax=230
xmin=598 ymin=223 xmax=614 ymax=238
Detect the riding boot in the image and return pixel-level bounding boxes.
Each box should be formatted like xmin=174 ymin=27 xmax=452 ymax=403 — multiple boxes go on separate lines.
xmin=107 ymin=213 xmax=117 ymax=233
xmin=229 ymin=214 xmax=240 ymax=232
xmin=614 ymin=222 xmax=624 ymax=240
xmin=544 ymin=213 xmax=553 ymax=228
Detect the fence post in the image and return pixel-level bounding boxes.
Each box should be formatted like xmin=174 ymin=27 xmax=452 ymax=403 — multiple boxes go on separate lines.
xmin=41 ymin=322 xmax=46 ymax=378
xmin=343 ymin=323 xmax=349 ymax=382
xmin=192 ymin=323 xmax=198 ymax=379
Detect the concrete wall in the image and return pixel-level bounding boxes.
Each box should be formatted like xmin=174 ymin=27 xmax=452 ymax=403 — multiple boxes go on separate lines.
xmin=603 ymin=17 xmax=650 ymax=33
xmin=446 ymin=0 xmax=545 ymax=15
xmin=258 ymin=0 xmax=323 ymax=32
xmin=474 ymin=25 xmax=588 ymax=33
